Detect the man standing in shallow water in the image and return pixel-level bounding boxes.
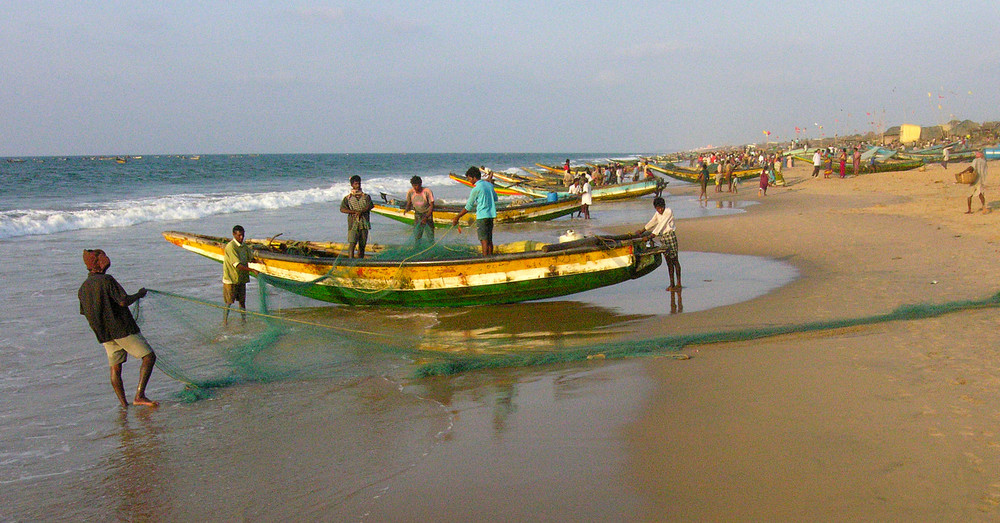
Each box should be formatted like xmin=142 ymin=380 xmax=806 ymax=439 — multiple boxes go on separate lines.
xmin=223 ymin=224 xmax=257 ymax=325
xmin=636 ymin=197 xmax=682 ymax=291
xmin=78 ymin=249 xmax=158 ymax=408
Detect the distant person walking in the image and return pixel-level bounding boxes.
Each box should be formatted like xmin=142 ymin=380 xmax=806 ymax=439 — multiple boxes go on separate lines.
xmin=942 ymin=146 xmax=951 ymax=169
xmin=340 ymin=175 xmax=374 ymax=258
xmin=697 ymin=161 xmax=709 ymax=201
xmin=758 ymin=164 xmax=769 ymax=196
xmin=78 ymin=249 xmax=157 ymax=408
xmin=812 ymin=149 xmax=822 ymax=177
xmin=967 ymin=151 xmax=989 ymax=214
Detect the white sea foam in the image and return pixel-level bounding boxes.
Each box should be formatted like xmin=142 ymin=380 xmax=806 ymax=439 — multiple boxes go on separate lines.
xmin=0 ymin=185 xmax=351 ymax=239
xmin=0 ymin=174 xmax=465 ymax=239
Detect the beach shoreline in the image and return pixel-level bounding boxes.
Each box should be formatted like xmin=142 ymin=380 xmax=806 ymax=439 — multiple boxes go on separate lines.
xmin=622 ymin=160 xmax=1000 ymax=519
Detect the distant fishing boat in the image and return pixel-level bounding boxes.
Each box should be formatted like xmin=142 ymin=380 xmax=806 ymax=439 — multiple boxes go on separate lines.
xmin=647 ymin=163 xmax=761 ymax=182
xmin=516 ymin=177 xmax=664 ymax=201
xmin=372 ymin=193 xmax=581 ymax=227
xmin=164 ymin=230 xmax=666 ymax=307
xmin=448 ymin=172 xmax=532 ymax=196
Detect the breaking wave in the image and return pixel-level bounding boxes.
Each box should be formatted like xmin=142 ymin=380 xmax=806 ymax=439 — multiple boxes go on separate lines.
xmin=0 ymin=186 xmax=354 ymax=239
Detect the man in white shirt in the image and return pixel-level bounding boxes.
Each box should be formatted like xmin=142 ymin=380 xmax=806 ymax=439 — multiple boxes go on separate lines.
xmin=812 ymin=150 xmax=822 ymax=177
xmin=636 ymin=197 xmax=681 ymax=290
xmin=967 ymin=150 xmax=989 ymax=214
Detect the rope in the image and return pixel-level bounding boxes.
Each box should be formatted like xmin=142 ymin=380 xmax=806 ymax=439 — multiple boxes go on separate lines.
xmin=317 ymin=223 xmax=463 ymax=296
xmin=146 ymin=288 xmax=392 ymax=338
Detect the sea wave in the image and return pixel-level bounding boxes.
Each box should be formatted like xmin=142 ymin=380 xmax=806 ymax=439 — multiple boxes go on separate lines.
xmin=0 ymin=173 xmax=482 ymax=239
xmin=0 ymin=185 xmax=353 ymax=239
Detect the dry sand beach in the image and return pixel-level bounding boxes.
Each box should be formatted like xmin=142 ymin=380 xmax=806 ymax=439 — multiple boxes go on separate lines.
xmin=625 ymin=160 xmax=1000 ymax=520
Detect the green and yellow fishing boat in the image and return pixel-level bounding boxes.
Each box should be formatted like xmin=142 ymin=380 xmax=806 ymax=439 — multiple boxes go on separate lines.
xmin=163 ymin=231 xmax=665 ymax=307
xmin=371 ymin=194 xmax=581 ymax=228
xmin=647 ymin=163 xmax=761 ymax=182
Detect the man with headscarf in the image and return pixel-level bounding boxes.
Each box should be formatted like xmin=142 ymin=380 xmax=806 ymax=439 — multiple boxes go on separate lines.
xmin=78 ymin=249 xmax=158 ymax=408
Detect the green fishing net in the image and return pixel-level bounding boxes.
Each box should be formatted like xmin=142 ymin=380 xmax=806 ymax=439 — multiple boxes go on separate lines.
xmin=134 ymin=252 xmax=1000 ymax=400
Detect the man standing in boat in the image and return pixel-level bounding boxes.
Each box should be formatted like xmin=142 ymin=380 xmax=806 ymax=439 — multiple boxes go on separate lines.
xmin=223 ymin=224 xmax=257 ymax=325
xmin=635 ymin=197 xmax=682 ymax=291
xmin=403 ymin=175 xmax=435 ymax=245
xmin=78 ymin=249 xmax=158 ymax=408
xmin=340 ymin=174 xmax=374 ymax=258
xmin=451 ymin=166 xmax=498 ymax=256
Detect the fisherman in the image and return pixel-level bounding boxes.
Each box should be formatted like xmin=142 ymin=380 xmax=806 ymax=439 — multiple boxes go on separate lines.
xmin=403 ymin=175 xmax=435 ymax=245
xmin=966 ymin=150 xmax=989 ymax=214
xmin=78 ymin=249 xmax=158 ymax=408
xmin=451 ymin=166 xmax=498 ymax=256
xmin=635 ymin=197 xmax=682 ymax=291
xmin=579 ymin=175 xmax=592 ymax=220
xmin=340 ymin=174 xmax=374 ymax=258
xmin=223 ymin=225 xmax=257 ymax=325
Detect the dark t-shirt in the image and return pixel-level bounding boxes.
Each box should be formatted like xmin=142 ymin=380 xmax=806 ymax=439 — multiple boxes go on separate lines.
xmin=78 ymin=273 xmax=140 ymax=343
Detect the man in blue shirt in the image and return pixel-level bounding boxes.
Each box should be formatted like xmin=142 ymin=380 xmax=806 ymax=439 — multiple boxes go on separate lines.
xmin=451 ymin=166 xmax=499 ymax=256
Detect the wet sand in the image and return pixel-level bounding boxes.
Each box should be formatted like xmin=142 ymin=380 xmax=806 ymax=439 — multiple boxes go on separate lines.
xmin=625 ymin=160 xmax=1000 ymax=519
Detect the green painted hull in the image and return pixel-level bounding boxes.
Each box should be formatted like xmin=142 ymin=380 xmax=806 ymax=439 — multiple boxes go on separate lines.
xmin=262 ymin=256 xmax=661 ymax=307
xmin=165 ymin=231 xmax=665 ymax=308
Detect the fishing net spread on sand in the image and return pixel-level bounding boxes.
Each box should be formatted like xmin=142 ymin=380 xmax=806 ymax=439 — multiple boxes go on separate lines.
xmin=135 ymin=268 xmax=1000 ymax=400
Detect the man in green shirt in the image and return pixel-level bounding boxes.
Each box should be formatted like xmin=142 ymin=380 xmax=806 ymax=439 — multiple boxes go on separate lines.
xmin=223 ymin=225 xmax=257 ymax=325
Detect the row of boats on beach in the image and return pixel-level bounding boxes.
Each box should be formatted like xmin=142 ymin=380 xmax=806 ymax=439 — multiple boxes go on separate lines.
xmin=163 ymin=143 xmax=968 ymax=308
xmin=165 ymin=160 xmax=676 ymax=307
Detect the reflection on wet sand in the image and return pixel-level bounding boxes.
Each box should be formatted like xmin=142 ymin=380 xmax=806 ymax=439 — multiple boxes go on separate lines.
xmin=670 ymin=289 xmax=683 ymax=314
xmin=103 ymin=409 xmax=166 ymax=521
xmin=274 ymin=300 xmax=652 ymax=357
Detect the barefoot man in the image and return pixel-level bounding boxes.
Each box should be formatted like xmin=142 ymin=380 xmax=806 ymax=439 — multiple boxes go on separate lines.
xmin=636 ymin=197 xmax=682 ymax=291
xmin=78 ymin=249 xmax=158 ymax=407
xmin=967 ymin=150 xmax=989 ymax=214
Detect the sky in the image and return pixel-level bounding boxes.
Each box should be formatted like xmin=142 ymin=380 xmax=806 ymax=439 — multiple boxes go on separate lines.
xmin=2 ymin=1 xmax=1000 ymax=156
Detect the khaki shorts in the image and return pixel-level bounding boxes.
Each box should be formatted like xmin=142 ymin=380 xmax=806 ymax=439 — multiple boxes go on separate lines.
xmin=224 ymin=283 xmax=247 ymax=305
xmin=103 ymin=333 xmax=153 ymax=366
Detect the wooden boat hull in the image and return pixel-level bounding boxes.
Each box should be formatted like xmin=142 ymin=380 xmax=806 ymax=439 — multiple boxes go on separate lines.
xmin=371 ymin=196 xmax=581 ymax=228
xmin=648 ymin=163 xmax=760 ymax=182
xmin=163 ymin=231 xmax=664 ymax=307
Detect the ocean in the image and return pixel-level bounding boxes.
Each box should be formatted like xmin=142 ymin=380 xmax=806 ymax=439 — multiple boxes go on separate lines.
xmin=1 ymin=153 xmax=796 ymax=520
